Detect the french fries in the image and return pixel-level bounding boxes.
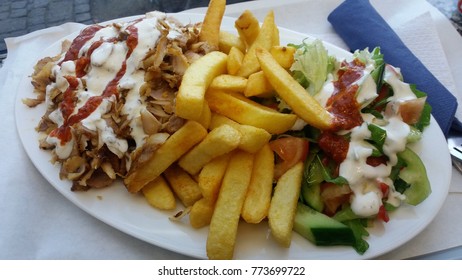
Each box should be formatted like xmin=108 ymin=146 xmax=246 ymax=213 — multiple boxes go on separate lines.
xmin=241 ymin=144 xmax=274 ymax=223
xmin=197 ymin=101 xmax=212 ymax=129
xmin=206 ymin=89 xmax=297 ymax=134
xmin=227 ymin=46 xmax=244 ymax=75
xmin=237 ymin=11 xmax=277 ymax=77
xmin=124 ymin=5 xmax=337 ymax=259
xmin=256 ymin=47 xmax=333 ymax=130
xmin=190 ymin=198 xmax=215 ymax=228
xmin=164 ymin=164 xmax=203 ymax=207
xmin=270 ymin=45 xmax=296 ymax=69
xmin=175 ymin=51 xmax=228 ymax=122
xmin=198 ymin=153 xmax=231 ymax=201
xmin=199 ymin=0 xmax=226 ymax=50
xmin=234 ymin=9 xmax=260 ymax=48
xmin=178 ymin=124 xmax=241 ymax=175
xmin=210 ymin=74 xmax=247 ymax=92
xmin=206 ymin=150 xmax=254 ymax=260
xmin=189 ymin=153 xmax=231 ymax=228
xmin=219 ymin=31 xmax=246 ymax=54
xmin=141 ymin=176 xmax=176 ymax=210
xmin=209 ymin=113 xmax=271 ymax=153
xmin=268 ymin=161 xmax=304 ymax=247
xmin=124 ymin=121 xmax=207 ymax=193
xmin=244 ymin=71 xmax=274 ymax=97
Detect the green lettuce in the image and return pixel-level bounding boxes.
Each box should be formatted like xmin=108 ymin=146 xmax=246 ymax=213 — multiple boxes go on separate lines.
xmin=289 ymin=39 xmax=336 ymax=95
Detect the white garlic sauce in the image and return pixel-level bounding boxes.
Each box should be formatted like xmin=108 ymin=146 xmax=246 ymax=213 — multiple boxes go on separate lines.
xmin=329 ymin=61 xmax=419 ymax=217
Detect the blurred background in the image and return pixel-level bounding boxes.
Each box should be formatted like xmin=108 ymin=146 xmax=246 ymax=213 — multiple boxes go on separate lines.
xmin=1 ymin=0 xmax=461 ymax=59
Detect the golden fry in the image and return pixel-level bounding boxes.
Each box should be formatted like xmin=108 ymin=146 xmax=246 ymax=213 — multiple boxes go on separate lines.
xmin=210 ymin=74 xmax=247 ymax=92
xmin=244 ymin=71 xmax=274 ymax=97
xmin=272 ymin=23 xmax=280 ymax=46
xmin=241 ymin=144 xmax=274 ymax=223
xmin=164 ymin=164 xmax=203 ymax=207
xmin=237 ymin=10 xmax=276 ymax=77
xmin=219 ymin=31 xmax=246 ymax=54
xmin=227 ymin=46 xmax=244 ymax=75
xmin=270 ymin=45 xmax=296 ymax=69
xmin=198 ymin=153 xmax=231 ymax=201
xmin=175 ymin=51 xmax=227 ymax=121
xmin=268 ymin=162 xmax=304 ymax=247
xmin=124 ymin=121 xmax=207 ymax=193
xmin=190 ymin=152 xmax=229 ymax=226
xmin=178 ymin=124 xmax=241 ymax=175
xmin=197 ymin=102 xmax=212 ymax=129
xmin=256 ymin=48 xmax=333 ymax=130
xmin=199 ymin=0 xmax=226 ymax=50
xmin=234 ymin=9 xmax=261 ymax=48
xmin=206 ymin=150 xmax=254 ymax=260
xmin=209 ymin=113 xmax=271 ymax=153
xmin=141 ymin=176 xmax=176 ymax=210
xmin=189 ymin=198 xmax=215 ymax=228
xmin=206 ymin=89 xmax=297 ymax=134
xmin=237 ymin=125 xmax=272 ymax=153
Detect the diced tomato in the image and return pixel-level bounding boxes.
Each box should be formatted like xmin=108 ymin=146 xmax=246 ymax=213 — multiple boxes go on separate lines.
xmin=379 ymin=182 xmax=389 ymax=198
xmin=269 ymin=136 xmax=309 ymax=179
xmin=397 ymin=97 xmax=426 ymax=125
xmin=366 ymin=155 xmax=388 ymax=167
xmin=320 ymin=182 xmax=352 ymax=216
xmin=377 ymin=204 xmax=390 ymax=222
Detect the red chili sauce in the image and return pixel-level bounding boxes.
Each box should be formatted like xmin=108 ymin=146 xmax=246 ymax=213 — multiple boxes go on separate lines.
xmin=59 ymin=25 xmax=104 ymax=66
xmin=50 ymin=23 xmax=139 ymax=145
xmin=318 ymin=58 xmax=366 ymax=163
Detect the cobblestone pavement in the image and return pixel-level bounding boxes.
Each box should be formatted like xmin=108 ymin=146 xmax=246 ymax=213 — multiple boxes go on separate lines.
xmin=1 ymin=0 xmax=92 ymax=52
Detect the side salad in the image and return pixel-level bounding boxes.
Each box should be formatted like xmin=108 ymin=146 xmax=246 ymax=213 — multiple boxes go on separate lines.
xmin=270 ymin=39 xmax=432 ymax=254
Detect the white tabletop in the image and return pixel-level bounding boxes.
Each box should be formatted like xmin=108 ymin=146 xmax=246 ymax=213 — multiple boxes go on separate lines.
xmin=1 ymin=0 xmax=462 ymax=259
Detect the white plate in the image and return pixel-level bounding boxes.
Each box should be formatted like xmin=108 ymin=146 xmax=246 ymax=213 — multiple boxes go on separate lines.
xmin=14 ymin=13 xmax=451 ymax=259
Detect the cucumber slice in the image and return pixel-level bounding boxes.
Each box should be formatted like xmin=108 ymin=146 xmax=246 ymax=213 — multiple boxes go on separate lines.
xmin=332 ymin=206 xmax=360 ymax=222
xmin=397 ymin=147 xmax=431 ymax=205
xmin=294 ymin=203 xmax=355 ymax=246
xmin=301 ymin=157 xmax=324 ymax=212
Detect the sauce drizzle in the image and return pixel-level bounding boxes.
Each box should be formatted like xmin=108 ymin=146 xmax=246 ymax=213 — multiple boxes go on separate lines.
xmin=327 ymin=58 xmax=365 ymax=131
xmin=59 ymin=25 xmax=104 ymax=65
xmin=50 ymin=23 xmax=139 ymax=145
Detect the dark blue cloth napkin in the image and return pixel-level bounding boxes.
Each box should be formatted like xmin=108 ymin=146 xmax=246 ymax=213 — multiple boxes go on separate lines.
xmin=327 ymin=0 xmax=458 ymax=136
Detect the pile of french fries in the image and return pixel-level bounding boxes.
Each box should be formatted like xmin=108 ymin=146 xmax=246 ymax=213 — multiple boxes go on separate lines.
xmin=124 ymin=0 xmax=333 ymax=259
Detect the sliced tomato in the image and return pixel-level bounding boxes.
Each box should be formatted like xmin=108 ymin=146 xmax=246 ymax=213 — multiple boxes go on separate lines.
xmin=397 ymin=97 xmax=426 ymax=125
xmin=269 ymin=136 xmax=309 ymax=179
xmin=366 ymin=155 xmax=388 ymax=167
xmin=379 ymin=182 xmax=389 ymax=198
xmin=377 ymin=204 xmax=390 ymax=223
xmin=320 ymin=182 xmax=352 ymax=216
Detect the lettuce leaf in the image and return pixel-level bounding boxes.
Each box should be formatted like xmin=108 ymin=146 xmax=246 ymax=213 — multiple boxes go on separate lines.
xmin=289 ymin=39 xmax=335 ymax=95
xmin=353 ymin=47 xmax=384 ymax=90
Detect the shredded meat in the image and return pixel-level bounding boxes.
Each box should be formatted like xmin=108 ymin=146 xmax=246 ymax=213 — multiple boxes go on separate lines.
xmin=26 ymin=14 xmax=209 ymax=191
